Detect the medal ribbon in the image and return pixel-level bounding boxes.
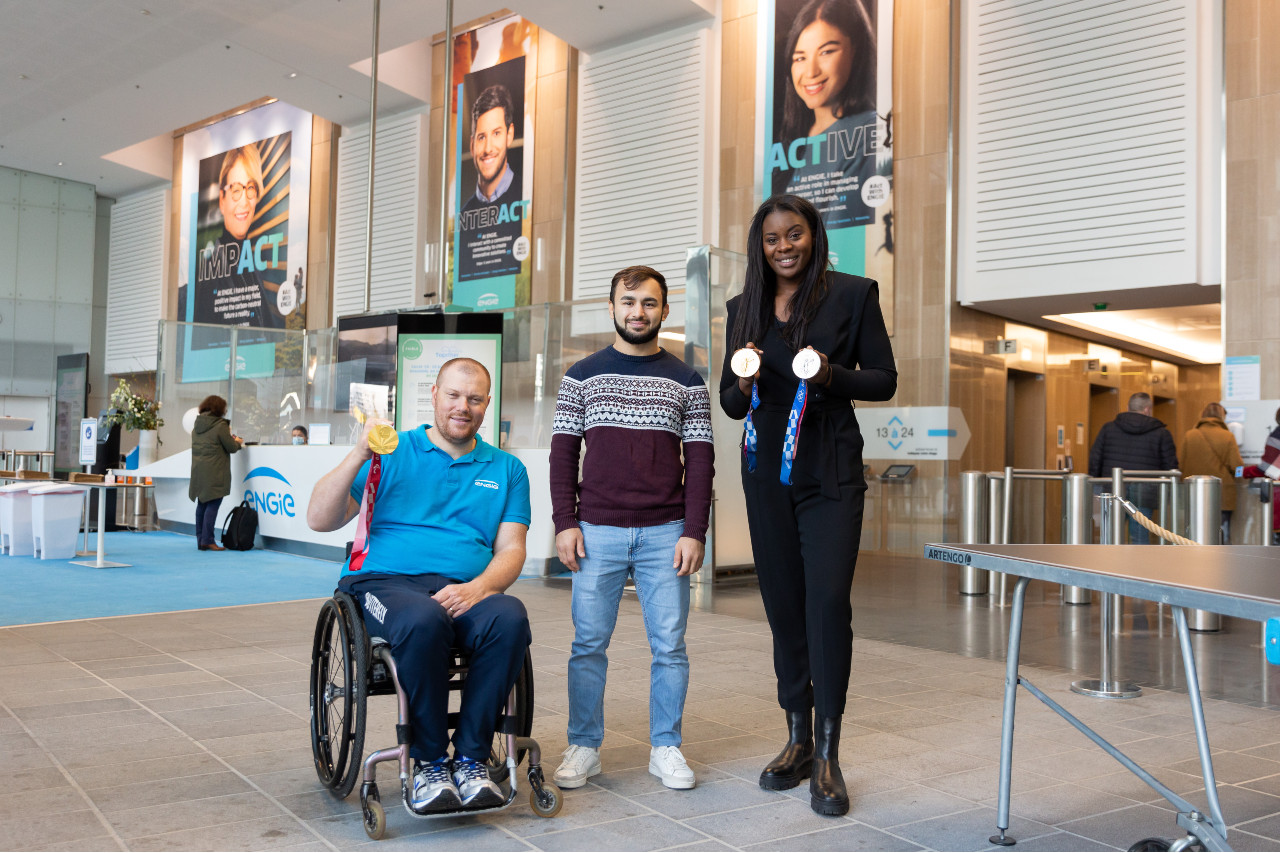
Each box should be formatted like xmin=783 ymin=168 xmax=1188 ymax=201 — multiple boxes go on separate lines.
xmin=347 ymin=454 xmax=382 ymax=573
xmin=780 ymin=377 xmax=808 ymax=485
xmin=743 ymin=380 xmax=760 ymax=473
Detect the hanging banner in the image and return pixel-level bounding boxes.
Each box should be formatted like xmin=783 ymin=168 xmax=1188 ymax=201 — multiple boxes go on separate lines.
xmin=762 ymin=0 xmax=894 ymax=332
xmin=177 ymin=100 xmax=312 ymax=381
xmin=449 ymin=16 xmax=537 ymax=311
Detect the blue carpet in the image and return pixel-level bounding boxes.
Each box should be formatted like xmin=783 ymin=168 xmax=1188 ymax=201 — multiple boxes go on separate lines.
xmin=0 ymin=531 xmax=339 ymax=626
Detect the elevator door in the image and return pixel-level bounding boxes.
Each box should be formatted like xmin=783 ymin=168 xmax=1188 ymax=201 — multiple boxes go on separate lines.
xmin=1006 ymin=369 xmax=1046 ymax=543
xmin=1089 ymin=385 xmax=1121 ymax=464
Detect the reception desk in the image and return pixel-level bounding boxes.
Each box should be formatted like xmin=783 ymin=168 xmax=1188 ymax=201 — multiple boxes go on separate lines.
xmin=138 ymin=444 xmax=556 ymax=571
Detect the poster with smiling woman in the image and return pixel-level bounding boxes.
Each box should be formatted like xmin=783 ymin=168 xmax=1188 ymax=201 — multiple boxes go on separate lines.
xmin=762 ymin=0 xmax=894 ymax=332
xmin=178 ymin=100 xmax=312 ymax=381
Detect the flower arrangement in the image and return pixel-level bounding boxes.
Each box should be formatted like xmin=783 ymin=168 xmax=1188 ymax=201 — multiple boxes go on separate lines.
xmin=105 ymin=379 xmax=165 ymax=433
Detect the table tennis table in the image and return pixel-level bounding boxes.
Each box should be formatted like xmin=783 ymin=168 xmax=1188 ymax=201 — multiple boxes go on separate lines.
xmin=923 ymin=543 xmax=1280 ymax=852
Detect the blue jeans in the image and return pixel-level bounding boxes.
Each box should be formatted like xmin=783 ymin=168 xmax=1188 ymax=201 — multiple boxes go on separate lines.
xmin=567 ymin=520 xmax=690 ymax=748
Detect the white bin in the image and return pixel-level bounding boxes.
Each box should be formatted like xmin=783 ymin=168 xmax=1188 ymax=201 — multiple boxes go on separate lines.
xmin=0 ymin=482 xmax=42 ymax=556
xmin=31 ymin=484 xmax=89 ymax=560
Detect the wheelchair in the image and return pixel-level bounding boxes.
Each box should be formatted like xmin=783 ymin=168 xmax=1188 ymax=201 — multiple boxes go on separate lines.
xmin=309 ymin=590 xmax=562 ymax=840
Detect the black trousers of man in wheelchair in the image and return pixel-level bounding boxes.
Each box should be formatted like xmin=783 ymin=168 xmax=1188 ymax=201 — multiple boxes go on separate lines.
xmin=341 ymin=572 xmax=531 ymax=762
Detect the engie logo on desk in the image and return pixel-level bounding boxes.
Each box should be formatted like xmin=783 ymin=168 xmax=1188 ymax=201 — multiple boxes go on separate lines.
xmin=243 ymin=467 xmax=296 ymax=517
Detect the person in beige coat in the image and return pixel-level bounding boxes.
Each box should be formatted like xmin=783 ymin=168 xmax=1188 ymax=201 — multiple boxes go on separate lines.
xmin=1180 ymin=402 xmax=1244 ymax=543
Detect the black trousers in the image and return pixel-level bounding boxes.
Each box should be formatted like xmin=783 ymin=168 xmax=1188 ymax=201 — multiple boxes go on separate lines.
xmin=195 ymin=497 xmax=222 ymax=547
xmin=340 ymin=572 xmax=531 ymax=762
xmin=742 ymin=471 xmax=865 ymax=718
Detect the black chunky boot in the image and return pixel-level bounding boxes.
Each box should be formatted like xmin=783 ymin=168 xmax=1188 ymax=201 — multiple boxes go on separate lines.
xmin=759 ymin=710 xmax=813 ymax=790
xmin=810 ymin=714 xmax=849 ymax=815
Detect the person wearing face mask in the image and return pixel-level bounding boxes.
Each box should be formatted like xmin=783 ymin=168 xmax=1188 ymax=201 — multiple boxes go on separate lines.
xmin=771 ymin=0 xmax=880 ymax=223
xmin=194 ymin=143 xmax=286 ymax=330
xmin=719 ymin=194 xmax=895 ymax=816
xmin=291 ymin=425 xmax=308 ymax=446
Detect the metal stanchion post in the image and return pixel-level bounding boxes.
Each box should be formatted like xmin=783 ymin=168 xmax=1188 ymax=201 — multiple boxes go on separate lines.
xmin=959 ymin=472 xmax=989 ymax=595
xmin=1072 ymin=493 xmax=1142 ymax=699
xmin=1062 ymin=473 xmax=1092 ymax=604
xmin=988 ymin=472 xmax=1006 ymax=605
xmin=1264 ymin=479 xmax=1275 ymax=546
xmin=1187 ymin=475 xmax=1223 ymax=632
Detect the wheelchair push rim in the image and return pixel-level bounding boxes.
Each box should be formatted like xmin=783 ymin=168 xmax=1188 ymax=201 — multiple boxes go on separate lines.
xmin=309 ymin=594 xmax=369 ymax=797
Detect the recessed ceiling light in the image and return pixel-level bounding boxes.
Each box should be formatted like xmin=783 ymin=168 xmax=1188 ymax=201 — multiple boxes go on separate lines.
xmin=141 ymin=9 xmax=151 ymax=14
xmin=18 ymin=74 xmax=28 ymax=80
xmin=289 ymin=72 xmax=297 ymax=78
xmin=57 ymin=162 xmax=63 ymax=166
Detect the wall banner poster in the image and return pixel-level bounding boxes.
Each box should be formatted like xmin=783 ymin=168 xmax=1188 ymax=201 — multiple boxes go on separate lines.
xmin=449 ymin=16 xmax=537 ymax=311
xmin=177 ymin=100 xmax=313 ymax=382
xmin=396 ymin=334 xmax=502 ymax=448
xmin=761 ymin=0 xmax=894 ymax=331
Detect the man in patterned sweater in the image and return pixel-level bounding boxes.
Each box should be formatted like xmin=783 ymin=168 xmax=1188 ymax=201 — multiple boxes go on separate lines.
xmin=549 ymin=265 xmax=715 ymax=791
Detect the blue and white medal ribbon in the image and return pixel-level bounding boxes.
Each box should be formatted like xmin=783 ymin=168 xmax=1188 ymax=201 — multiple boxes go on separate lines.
xmin=732 ymin=348 xmax=763 ymax=473
xmin=744 ymin=381 xmax=760 ymax=472
xmin=782 ymin=349 xmax=822 ymax=485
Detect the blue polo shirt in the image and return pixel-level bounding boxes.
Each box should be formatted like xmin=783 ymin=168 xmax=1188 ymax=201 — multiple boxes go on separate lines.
xmin=340 ymin=426 xmax=531 ymax=581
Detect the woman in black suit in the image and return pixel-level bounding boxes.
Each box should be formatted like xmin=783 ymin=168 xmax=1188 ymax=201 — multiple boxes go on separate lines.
xmin=719 ymin=194 xmax=896 ymax=816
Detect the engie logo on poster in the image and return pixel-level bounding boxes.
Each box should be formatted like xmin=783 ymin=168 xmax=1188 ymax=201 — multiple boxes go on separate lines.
xmin=244 ymin=467 xmax=296 ymax=517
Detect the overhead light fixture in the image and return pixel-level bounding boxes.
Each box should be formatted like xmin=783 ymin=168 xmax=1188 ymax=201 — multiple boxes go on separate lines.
xmin=289 ymin=72 xmax=297 ymax=78
xmin=18 ymin=74 xmax=28 ymax=80
xmin=1045 ymin=307 xmax=1223 ymax=364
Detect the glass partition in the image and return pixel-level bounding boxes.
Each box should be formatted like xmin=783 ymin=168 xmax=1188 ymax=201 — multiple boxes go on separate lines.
xmin=156 ymin=321 xmax=337 ymax=451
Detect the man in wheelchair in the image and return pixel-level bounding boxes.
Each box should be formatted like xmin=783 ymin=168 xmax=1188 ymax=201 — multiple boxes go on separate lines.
xmin=308 ymin=357 xmax=532 ymax=813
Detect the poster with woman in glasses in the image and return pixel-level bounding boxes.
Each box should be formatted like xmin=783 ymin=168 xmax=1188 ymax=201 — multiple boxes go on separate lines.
xmin=193 ymin=135 xmax=290 ymax=331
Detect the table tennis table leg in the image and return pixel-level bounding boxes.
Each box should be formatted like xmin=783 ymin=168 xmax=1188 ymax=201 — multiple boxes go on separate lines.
xmin=1171 ymin=606 xmax=1229 ymax=847
xmin=992 ymin=575 xmax=1030 ymax=847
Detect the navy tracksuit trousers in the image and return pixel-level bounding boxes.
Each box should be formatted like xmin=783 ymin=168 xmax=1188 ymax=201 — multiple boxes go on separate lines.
xmin=340 ymin=572 xmax=531 ymax=762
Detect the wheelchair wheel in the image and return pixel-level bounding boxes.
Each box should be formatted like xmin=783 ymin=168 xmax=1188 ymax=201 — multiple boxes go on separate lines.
xmin=310 ymin=594 xmax=369 ymax=798
xmin=486 ymin=648 xmax=534 ymax=783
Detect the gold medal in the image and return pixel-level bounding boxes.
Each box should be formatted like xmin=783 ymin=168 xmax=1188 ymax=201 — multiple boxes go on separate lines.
xmin=731 ymin=348 xmax=761 ymax=378
xmin=368 ymin=423 xmax=399 ymax=455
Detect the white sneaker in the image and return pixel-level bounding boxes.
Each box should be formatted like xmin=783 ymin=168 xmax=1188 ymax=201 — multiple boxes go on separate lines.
xmin=553 ymin=744 xmax=602 ymax=789
xmin=649 ymin=745 xmax=695 ymax=789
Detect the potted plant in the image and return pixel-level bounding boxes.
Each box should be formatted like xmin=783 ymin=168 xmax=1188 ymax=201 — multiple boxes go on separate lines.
xmin=105 ymin=379 xmax=165 ymax=467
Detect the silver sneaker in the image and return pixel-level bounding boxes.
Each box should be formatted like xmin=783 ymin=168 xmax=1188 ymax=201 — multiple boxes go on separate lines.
xmin=411 ymin=758 xmax=462 ymax=812
xmin=452 ymin=757 xmax=504 ymax=808
xmin=552 ymin=744 xmax=602 ymax=789
xmin=649 ymin=745 xmax=695 ymax=789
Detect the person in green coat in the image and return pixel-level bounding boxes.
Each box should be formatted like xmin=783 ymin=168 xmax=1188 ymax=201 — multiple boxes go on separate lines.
xmin=190 ymin=395 xmax=243 ymax=551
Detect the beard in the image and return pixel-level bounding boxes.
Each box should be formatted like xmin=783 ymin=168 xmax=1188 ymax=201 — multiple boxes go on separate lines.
xmin=614 ymin=314 xmax=662 ymax=345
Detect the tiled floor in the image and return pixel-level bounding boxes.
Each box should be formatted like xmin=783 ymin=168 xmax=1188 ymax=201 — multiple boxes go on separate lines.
xmin=4 ymin=557 xmax=1280 ymax=851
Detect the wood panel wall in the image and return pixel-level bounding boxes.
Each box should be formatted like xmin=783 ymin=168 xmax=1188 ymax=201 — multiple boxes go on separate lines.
xmin=1224 ymin=0 xmax=1280 ymax=397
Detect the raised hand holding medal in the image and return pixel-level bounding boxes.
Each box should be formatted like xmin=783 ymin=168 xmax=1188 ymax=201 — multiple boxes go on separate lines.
xmin=734 ymin=344 xmax=764 ymax=474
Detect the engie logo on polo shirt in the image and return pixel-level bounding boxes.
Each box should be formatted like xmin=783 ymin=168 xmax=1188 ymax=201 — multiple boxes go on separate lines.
xmin=244 ymin=467 xmax=296 ymax=517
xmin=474 ymin=479 xmax=499 ymax=490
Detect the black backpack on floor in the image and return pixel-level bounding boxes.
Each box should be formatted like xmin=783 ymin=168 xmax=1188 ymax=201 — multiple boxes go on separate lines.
xmin=221 ymin=499 xmax=258 ymax=551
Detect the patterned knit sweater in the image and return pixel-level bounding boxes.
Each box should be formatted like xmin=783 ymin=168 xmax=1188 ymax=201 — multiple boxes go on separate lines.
xmin=550 ymin=346 xmax=715 ymax=542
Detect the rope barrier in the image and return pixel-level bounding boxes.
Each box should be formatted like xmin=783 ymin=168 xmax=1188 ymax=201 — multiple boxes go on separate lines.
xmin=1114 ymin=497 xmax=1199 ymax=546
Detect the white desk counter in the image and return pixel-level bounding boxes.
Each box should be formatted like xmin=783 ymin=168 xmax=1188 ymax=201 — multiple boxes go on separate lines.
xmin=137 ymin=445 xmax=556 ymax=571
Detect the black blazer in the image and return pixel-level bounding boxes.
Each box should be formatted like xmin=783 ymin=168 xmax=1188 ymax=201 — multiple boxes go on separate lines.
xmin=718 ymin=272 xmax=897 ymax=496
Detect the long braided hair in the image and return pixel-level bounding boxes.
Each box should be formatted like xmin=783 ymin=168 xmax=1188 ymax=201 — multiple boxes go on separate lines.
xmin=729 ymin=194 xmax=831 ymax=354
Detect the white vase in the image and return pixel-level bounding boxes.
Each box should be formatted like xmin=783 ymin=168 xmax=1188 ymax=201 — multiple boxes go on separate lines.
xmin=137 ymin=429 xmax=158 ymax=468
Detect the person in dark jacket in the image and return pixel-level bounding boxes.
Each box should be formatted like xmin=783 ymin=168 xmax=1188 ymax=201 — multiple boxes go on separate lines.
xmin=1088 ymin=392 xmax=1178 ymax=543
xmin=719 ymin=194 xmax=897 ymax=816
xmin=190 ymin=395 xmax=243 ymax=551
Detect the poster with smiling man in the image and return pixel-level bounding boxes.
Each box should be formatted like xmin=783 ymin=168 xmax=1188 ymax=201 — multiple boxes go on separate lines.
xmin=450 ymin=16 xmax=536 ymax=311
